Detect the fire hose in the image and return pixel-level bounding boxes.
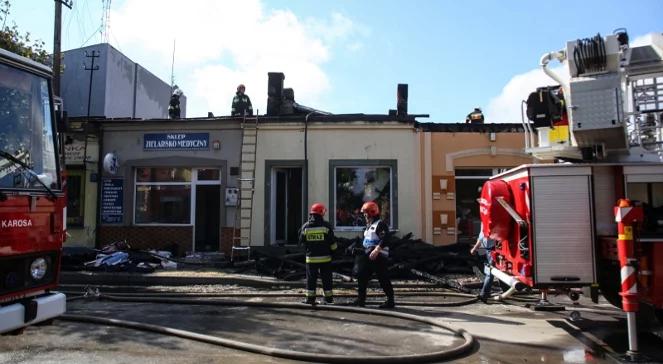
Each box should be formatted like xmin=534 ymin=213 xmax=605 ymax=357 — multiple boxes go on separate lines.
xmin=61 ymin=293 xmax=476 ymax=364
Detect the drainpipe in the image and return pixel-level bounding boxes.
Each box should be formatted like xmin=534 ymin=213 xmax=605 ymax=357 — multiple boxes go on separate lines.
xmin=94 ymin=122 xmax=104 ymax=248
xmin=132 ymin=63 xmax=138 ymax=118
xmin=304 ymin=112 xmax=315 ymax=219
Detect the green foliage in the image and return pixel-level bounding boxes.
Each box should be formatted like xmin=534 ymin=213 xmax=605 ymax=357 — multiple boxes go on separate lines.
xmin=0 ymin=0 xmax=50 ymax=65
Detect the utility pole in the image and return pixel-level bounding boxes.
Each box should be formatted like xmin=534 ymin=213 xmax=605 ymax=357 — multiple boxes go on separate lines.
xmin=84 ymin=50 xmax=100 ymax=118
xmin=83 ymin=49 xmax=101 ymax=249
xmin=53 ymin=0 xmax=73 ymax=97
xmin=82 ymin=50 xmax=100 ymax=169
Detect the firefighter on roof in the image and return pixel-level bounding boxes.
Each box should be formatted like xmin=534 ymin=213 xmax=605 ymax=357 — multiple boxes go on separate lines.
xmin=299 ymin=203 xmax=337 ymax=305
xmin=231 ymin=84 xmax=253 ymax=116
xmin=169 ymin=86 xmax=182 ymax=119
xmin=466 ymin=107 xmax=484 ymax=124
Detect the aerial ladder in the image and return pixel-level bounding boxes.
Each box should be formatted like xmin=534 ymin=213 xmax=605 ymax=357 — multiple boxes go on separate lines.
xmin=482 ymin=30 xmax=663 ymax=360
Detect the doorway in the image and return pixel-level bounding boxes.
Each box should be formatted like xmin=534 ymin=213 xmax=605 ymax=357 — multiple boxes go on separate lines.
xmin=194 ymin=168 xmax=221 ymax=252
xmin=271 ymin=167 xmax=303 ymax=245
xmin=195 ymin=185 xmax=220 ymax=252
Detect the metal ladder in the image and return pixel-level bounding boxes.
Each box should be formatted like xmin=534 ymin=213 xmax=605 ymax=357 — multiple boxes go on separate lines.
xmin=231 ymin=114 xmax=258 ymax=261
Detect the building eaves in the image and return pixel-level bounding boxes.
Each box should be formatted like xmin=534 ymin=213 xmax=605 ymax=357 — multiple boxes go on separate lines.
xmin=71 ymin=113 xmax=423 ymax=125
xmin=416 ymin=122 xmax=525 ymax=133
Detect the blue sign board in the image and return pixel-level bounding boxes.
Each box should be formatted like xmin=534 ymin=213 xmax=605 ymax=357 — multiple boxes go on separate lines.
xmin=144 ymin=133 xmax=209 ymax=151
xmin=101 ymin=178 xmax=123 ymax=224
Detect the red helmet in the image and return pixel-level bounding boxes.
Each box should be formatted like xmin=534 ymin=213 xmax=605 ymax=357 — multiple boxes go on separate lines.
xmin=361 ymin=201 xmax=380 ymax=217
xmin=310 ymin=203 xmax=327 ymax=216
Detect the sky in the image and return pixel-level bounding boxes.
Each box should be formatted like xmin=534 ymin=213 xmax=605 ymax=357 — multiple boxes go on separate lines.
xmin=6 ymin=0 xmax=663 ymax=122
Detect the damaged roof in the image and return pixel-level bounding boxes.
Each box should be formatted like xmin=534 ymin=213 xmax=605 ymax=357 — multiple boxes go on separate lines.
xmin=417 ymin=122 xmax=525 ymax=133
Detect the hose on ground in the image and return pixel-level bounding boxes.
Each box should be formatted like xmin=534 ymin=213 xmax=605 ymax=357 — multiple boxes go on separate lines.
xmin=60 ymin=290 xmax=481 ymax=307
xmin=62 ymin=294 xmax=475 ymax=364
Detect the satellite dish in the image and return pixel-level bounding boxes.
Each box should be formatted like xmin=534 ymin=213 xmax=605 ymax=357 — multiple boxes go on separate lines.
xmin=103 ymin=152 xmax=120 ymax=175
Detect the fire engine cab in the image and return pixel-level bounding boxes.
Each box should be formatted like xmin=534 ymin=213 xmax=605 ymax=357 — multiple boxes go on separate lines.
xmin=481 ymin=30 xmax=663 ymax=327
xmin=0 ymin=48 xmax=67 ymax=334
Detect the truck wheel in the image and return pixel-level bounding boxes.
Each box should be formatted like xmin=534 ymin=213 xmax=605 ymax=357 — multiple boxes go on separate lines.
xmin=568 ymin=291 xmax=580 ymax=302
xmin=597 ymin=259 xmax=622 ymax=309
xmin=4 ymin=327 xmax=26 ymax=335
xmin=655 ymin=309 xmax=663 ymax=326
xmin=35 ymin=319 xmax=54 ymax=326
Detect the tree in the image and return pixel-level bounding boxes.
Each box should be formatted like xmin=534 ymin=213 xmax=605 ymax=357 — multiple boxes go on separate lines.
xmin=0 ymin=0 xmax=49 ymax=65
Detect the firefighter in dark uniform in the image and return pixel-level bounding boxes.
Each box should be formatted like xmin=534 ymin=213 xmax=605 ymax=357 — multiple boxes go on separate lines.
xmin=231 ymin=84 xmax=253 ymax=116
xmin=168 ymin=86 xmax=182 ymax=119
xmin=299 ymin=203 xmax=337 ymax=304
xmin=351 ymin=201 xmax=395 ymax=308
xmin=465 ymin=107 xmax=484 ymax=124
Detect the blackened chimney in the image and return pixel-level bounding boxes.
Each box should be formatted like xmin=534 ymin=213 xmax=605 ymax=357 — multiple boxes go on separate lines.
xmin=267 ymin=72 xmax=285 ymax=116
xmin=397 ymin=84 xmax=408 ymax=116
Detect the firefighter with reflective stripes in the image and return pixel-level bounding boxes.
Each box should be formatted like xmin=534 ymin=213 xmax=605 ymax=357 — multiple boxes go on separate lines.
xmin=231 ymin=84 xmax=253 ymax=116
xmin=299 ymin=203 xmax=337 ymax=304
xmin=351 ymin=201 xmax=395 ymax=308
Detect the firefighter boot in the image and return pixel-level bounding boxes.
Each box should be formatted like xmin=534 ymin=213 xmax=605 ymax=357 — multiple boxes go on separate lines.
xmin=349 ymin=298 xmax=365 ymax=307
xmin=302 ymin=297 xmax=317 ymax=305
xmin=379 ymin=298 xmax=395 ymax=309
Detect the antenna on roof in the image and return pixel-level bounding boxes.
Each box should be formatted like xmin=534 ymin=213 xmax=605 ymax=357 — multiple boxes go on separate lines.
xmin=170 ymin=39 xmax=176 ymax=90
xmin=101 ymin=0 xmax=112 ymax=43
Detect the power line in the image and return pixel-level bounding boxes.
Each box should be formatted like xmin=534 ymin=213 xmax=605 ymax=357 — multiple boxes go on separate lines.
xmin=81 ymin=25 xmax=103 ymax=47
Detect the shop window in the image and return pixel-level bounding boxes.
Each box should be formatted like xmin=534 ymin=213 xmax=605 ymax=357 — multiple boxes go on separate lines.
xmin=66 ymin=170 xmax=84 ymax=226
xmin=627 ymin=182 xmax=663 ymax=237
xmin=197 ymin=168 xmax=220 ymax=181
xmin=333 ymin=163 xmax=394 ymax=230
xmin=136 ymin=167 xmax=191 ymax=183
xmin=135 ymin=185 xmax=191 ymax=224
xmin=135 ymin=167 xmax=192 ymax=225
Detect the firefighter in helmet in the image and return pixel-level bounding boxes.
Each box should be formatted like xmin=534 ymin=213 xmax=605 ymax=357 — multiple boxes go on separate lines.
xmin=299 ymin=202 xmax=337 ymax=304
xmin=231 ymin=84 xmax=253 ymax=116
xmin=169 ymin=86 xmax=183 ymax=119
xmin=351 ymin=201 xmax=395 ymax=308
xmin=465 ymin=107 xmax=484 ymax=124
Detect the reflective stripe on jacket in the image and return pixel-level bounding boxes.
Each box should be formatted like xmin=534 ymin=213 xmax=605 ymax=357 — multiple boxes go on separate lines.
xmin=299 ymin=215 xmax=336 ymax=264
xmin=231 ymin=94 xmax=253 ymax=116
xmin=362 ymin=219 xmax=390 ymax=257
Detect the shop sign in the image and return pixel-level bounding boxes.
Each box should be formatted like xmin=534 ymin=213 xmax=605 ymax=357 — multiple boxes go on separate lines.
xmin=64 ymin=141 xmax=86 ymax=164
xmin=143 ymin=133 xmax=209 ymax=151
xmin=101 ymin=178 xmax=123 ymax=224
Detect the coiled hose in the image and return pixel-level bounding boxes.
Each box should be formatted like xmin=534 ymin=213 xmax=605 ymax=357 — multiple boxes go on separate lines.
xmin=573 ymin=33 xmax=606 ymax=75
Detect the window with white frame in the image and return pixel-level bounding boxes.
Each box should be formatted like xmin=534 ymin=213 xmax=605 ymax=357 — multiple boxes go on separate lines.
xmin=332 ymin=161 xmax=395 ymax=230
xmin=134 ymin=167 xmax=192 ymax=224
xmin=455 ymin=168 xmax=507 ymax=241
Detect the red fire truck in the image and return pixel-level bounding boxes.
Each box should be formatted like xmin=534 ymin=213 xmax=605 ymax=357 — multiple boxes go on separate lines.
xmin=0 ymin=48 xmax=67 ymax=334
xmin=480 ymin=30 xmax=663 ymax=327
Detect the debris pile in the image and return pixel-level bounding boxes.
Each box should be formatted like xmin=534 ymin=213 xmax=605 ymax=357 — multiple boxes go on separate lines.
xmin=62 ymin=234 xmax=483 ymax=291
xmin=62 ymin=241 xmax=182 ymax=273
xmin=246 ymin=233 xmax=482 ymax=290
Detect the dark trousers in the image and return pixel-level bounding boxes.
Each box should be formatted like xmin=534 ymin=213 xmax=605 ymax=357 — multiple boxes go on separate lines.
xmin=479 ymin=253 xmax=495 ymax=299
xmin=355 ymin=254 xmax=394 ymax=302
xmin=306 ymin=262 xmax=333 ymax=297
